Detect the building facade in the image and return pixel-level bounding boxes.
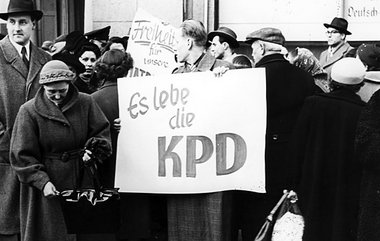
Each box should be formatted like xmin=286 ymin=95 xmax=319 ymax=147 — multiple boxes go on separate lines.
xmin=1 ymin=0 xmax=379 ymax=57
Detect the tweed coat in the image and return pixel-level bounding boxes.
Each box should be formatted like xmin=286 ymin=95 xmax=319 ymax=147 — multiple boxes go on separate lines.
xmin=168 ymin=51 xmax=235 ymax=241
xmin=356 ymin=89 xmax=380 ymax=241
xmin=319 ymin=42 xmax=355 ymax=79
xmin=236 ymin=53 xmax=315 ymax=239
xmin=0 ymin=36 xmax=51 ymax=234
xmin=293 ymin=89 xmax=365 ymax=241
xmin=10 ymin=85 xmax=111 ymax=241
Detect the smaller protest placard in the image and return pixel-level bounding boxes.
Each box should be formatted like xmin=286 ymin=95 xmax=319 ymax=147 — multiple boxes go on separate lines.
xmin=127 ymin=8 xmax=178 ymax=77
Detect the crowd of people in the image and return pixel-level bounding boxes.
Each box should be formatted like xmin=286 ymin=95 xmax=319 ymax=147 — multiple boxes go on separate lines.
xmin=1 ymin=0 xmax=380 ymax=241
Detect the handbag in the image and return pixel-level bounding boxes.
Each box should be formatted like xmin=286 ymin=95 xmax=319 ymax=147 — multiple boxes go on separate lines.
xmin=60 ymin=148 xmax=121 ymax=234
xmin=254 ymin=190 xmax=304 ymax=241
xmin=271 ymin=191 xmax=304 ymax=241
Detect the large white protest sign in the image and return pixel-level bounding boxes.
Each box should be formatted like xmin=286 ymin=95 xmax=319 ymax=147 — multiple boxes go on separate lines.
xmin=127 ymin=9 xmax=178 ymax=77
xmin=116 ymin=68 xmax=267 ymax=194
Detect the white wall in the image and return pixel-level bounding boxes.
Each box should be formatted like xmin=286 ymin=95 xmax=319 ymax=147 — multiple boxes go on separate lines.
xmin=0 ymin=0 xmax=10 ymax=23
xmin=219 ymin=0 xmax=380 ymax=41
xmin=85 ymin=0 xmax=183 ymax=38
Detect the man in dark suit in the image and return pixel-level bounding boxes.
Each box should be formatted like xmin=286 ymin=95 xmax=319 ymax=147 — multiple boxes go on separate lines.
xmin=0 ymin=0 xmax=51 ymax=239
xmin=235 ymin=27 xmax=315 ymax=240
xmin=319 ymin=17 xmax=355 ymax=79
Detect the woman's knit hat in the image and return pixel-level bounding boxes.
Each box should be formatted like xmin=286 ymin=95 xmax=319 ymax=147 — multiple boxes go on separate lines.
xmin=39 ymin=60 xmax=74 ymax=84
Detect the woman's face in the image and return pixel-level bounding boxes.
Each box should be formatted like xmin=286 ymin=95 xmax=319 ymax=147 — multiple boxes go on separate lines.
xmin=79 ymin=51 xmax=97 ymax=74
xmin=44 ymin=81 xmax=70 ymax=106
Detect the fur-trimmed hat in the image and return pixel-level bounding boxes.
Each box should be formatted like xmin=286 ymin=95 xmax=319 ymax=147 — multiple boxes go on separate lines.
xmin=65 ymin=31 xmax=89 ymax=56
xmin=52 ymin=52 xmax=85 ymax=75
xmin=331 ymin=57 xmax=366 ymax=85
xmin=39 ymin=60 xmax=74 ymax=85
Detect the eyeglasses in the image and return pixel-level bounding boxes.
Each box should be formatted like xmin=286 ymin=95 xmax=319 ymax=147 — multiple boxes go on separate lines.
xmin=325 ymin=30 xmax=340 ymax=35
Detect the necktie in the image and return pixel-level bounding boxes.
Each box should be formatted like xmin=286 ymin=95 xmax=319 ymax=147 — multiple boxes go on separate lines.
xmin=21 ymin=46 xmax=29 ymax=68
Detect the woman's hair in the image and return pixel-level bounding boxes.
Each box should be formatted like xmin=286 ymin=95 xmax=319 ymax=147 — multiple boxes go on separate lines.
xmin=330 ymin=80 xmax=364 ymax=93
xmin=94 ymin=49 xmax=134 ymax=83
xmin=77 ymin=42 xmax=101 ymax=59
xmin=232 ymin=54 xmax=253 ymax=69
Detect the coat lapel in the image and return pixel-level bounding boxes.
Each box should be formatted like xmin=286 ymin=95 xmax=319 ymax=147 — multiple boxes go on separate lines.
xmin=322 ymin=43 xmax=351 ymax=68
xmin=195 ymin=52 xmax=216 ymax=72
xmin=0 ymin=36 xmax=28 ymax=79
xmin=27 ymin=42 xmax=47 ymax=87
xmin=34 ymin=84 xmax=79 ymax=126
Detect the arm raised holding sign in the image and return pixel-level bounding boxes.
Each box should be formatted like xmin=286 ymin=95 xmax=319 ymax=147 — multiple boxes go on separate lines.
xmin=166 ymin=19 xmax=236 ymax=241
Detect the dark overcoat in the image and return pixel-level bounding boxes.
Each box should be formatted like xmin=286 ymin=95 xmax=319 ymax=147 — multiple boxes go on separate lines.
xmin=92 ymin=81 xmax=151 ymax=239
xmin=10 ymin=85 xmax=111 ymax=241
xmin=356 ymin=89 xmax=380 ymax=241
xmin=91 ymin=81 xmax=119 ymax=187
xmin=168 ymin=52 xmax=235 ymax=241
xmin=0 ymin=36 xmax=51 ymax=234
xmin=237 ymin=53 xmax=315 ymax=239
xmin=293 ymin=89 xmax=365 ymax=241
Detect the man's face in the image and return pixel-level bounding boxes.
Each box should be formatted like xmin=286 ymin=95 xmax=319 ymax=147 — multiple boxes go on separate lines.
xmin=7 ymin=14 xmax=35 ymax=46
xmin=209 ymin=36 xmax=225 ymax=59
xmin=174 ymin=29 xmax=190 ymax=63
xmin=44 ymin=81 xmax=70 ymax=106
xmin=326 ymin=27 xmax=344 ymax=47
xmin=251 ymin=41 xmax=263 ymax=66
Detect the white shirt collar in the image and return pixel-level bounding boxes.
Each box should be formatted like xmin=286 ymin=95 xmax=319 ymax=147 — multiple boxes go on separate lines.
xmin=328 ymin=41 xmax=345 ymax=56
xmin=9 ymin=38 xmax=31 ymax=61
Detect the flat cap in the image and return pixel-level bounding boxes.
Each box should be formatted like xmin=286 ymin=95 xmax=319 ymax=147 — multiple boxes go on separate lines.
xmin=245 ymin=27 xmax=285 ymax=46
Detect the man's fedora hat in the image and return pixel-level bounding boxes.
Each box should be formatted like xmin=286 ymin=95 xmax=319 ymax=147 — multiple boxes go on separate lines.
xmin=324 ymin=17 xmax=351 ymax=35
xmin=208 ymin=26 xmax=239 ymax=48
xmin=0 ymin=0 xmax=43 ymax=21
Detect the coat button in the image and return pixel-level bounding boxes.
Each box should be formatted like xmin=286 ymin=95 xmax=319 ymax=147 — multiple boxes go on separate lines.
xmin=272 ymin=134 xmax=278 ymax=140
